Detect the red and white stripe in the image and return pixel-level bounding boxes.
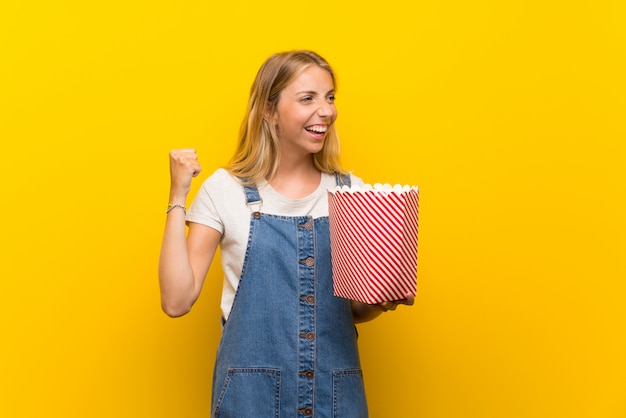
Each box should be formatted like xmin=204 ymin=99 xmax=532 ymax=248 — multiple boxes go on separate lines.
xmin=328 ymin=186 xmax=419 ymax=304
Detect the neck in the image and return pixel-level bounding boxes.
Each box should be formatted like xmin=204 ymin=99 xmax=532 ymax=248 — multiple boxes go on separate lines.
xmin=270 ymin=155 xmax=321 ymax=199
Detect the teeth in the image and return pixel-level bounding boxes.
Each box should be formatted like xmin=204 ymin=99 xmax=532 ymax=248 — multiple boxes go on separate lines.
xmin=306 ymin=125 xmax=327 ymax=133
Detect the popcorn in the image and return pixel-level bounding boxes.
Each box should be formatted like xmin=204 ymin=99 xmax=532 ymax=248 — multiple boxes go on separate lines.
xmin=328 ymin=183 xmax=419 ymax=304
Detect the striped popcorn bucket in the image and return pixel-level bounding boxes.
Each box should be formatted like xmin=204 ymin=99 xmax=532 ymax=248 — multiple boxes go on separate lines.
xmin=328 ymin=183 xmax=419 ymax=304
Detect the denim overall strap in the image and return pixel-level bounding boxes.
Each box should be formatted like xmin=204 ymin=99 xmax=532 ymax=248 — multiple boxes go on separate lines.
xmin=334 ymin=172 xmax=351 ymax=187
xmin=242 ymin=183 xmax=263 ymax=214
xmin=211 ymin=173 xmax=368 ymax=418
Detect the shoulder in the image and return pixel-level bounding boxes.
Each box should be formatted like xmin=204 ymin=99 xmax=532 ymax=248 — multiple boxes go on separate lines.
xmin=199 ymin=168 xmax=242 ymax=194
xmin=349 ymin=172 xmax=364 ymax=187
xmin=204 ymin=167 xmax=240 ymax=185
xmin=192 ymin=168 xmax=246 ymax=213
xmin=320 ymin=172 xmax=365 ymax=188
xmin=188 ymin=168 xmax=247 ymax=230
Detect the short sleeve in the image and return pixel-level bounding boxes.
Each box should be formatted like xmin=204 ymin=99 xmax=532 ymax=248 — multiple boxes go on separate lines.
xmin=349 ymin=173 xmax=365 ymax=188
xmin=186 ymin=171 xmax=227 ymax=234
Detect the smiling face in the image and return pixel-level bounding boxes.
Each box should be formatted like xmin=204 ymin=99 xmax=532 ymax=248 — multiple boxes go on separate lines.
xmin=270 ymin=65 xmax=337 ymax=159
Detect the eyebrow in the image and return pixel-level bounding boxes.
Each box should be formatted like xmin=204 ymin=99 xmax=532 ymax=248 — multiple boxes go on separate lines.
xmin=296 ymin=89 xmax=335 ymax=95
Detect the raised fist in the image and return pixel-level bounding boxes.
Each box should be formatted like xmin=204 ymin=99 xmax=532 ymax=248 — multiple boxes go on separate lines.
xmin=168 ymin=149 xmax=202 ymax=197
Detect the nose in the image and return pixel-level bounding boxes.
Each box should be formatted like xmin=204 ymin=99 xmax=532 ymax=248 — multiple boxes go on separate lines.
xmin=316 ymin=99 xmax=333 ymax=117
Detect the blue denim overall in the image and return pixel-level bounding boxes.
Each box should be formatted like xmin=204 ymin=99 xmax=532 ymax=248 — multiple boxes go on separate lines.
xmin=211 ymin=173 xmax=367 ymax=418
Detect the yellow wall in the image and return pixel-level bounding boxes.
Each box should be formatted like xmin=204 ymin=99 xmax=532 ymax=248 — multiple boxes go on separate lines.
xmin=1 ymin=1 xmax=625 ymax=417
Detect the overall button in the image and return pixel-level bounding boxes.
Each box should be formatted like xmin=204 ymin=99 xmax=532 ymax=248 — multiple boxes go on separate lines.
xmin=303 ymin=295 xmax=315 ymax=304
xmin=298 ymin=408 xmax=313 ymax=416
xmin=299 ymin=332 xmax=315 ymax=341
xmin=299 ymin=370 xmax=315 ymax=379
xmin=252 ymin=211 xmax=261 ymax=219
xmin=302 ymin=220 xmax=313 ymax=230
xmin=300 ymin=257 xmax=315 ymax=266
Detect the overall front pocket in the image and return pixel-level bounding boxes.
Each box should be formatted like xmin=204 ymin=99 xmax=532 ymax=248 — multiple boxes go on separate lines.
xmin=333 ymin=369 xmax=368 ymax=418
xmin=213 ymin=368 xmax=281 ymax=418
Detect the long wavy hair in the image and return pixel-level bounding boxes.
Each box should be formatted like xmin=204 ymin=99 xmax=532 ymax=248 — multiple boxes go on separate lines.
xmin=225 ymin=50 xmax=345 ymax=184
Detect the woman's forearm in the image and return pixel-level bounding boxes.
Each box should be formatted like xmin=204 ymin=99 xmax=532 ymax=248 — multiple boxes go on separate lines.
xmin=351 ymin=294 xmax=415 ymax=323
xmin=158 ymin=202 xmax=197 ymax=317
xmin=351 ymin=301 xmax=385 ymax=323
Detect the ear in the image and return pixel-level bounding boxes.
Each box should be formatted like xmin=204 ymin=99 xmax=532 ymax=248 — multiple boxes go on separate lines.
xmin=263 ymin=102 xmax=273 ymax=122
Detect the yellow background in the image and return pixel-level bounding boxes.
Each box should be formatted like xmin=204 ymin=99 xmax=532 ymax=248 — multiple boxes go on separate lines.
xmin=1 ymin=0 xmax=625 ymax=417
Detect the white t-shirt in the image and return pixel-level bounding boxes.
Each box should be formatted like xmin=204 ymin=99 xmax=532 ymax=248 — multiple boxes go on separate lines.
xmin=186 ymin=168 xmax=364 ymax=320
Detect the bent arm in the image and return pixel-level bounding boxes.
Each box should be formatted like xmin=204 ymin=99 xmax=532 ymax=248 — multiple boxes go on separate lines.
xmin=351 ymin=301 xmax=386 ymax=323
xmin=351 ymin=294 xmax=415 ymax=324
xmin=159 ymin=217 xmax=221 ymax=317
xmin=158 ymin=149 xmax=220 ymax=317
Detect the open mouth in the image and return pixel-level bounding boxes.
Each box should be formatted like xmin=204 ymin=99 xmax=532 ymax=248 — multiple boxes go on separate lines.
xmin=305 ymin=124 xmax=328 ymax=135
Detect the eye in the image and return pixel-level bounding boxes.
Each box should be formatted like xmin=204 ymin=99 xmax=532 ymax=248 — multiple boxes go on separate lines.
xmin=326 ymin=95 xmax=336 ymax=103
xmin=299 ymin=96 xmax=314 ymax=103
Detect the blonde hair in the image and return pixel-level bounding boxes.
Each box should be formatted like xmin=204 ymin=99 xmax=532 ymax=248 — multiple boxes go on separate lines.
xmin=225 ymin=50 xmax=345 ymax=184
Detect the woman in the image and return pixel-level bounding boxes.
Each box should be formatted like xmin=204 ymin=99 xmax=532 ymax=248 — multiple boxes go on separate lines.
xmin=159 ymin=50 xmax=412 ymax=417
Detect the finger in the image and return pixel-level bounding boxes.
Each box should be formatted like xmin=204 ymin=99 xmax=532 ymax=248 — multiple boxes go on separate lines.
xmin=178 ymin=154 xmax=199 ymax=164
xmin=184 ymin=159 xmax=202 ymax=175
xmin=380 ymin=301 xmax=398 ymax=311
xmin=174 ymin=153 xmax=200 ymax=169
xmin=170 ymin=149 xmax=198 ymax=163
xmin=170 ymin=148 xmax=196 ymax=155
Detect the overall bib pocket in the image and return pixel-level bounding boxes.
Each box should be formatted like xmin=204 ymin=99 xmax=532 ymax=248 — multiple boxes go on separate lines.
xmin=333 ymin=369 xmax=368 ymax=418
xmin=213 ymin=368 xmax=281 ymax=418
